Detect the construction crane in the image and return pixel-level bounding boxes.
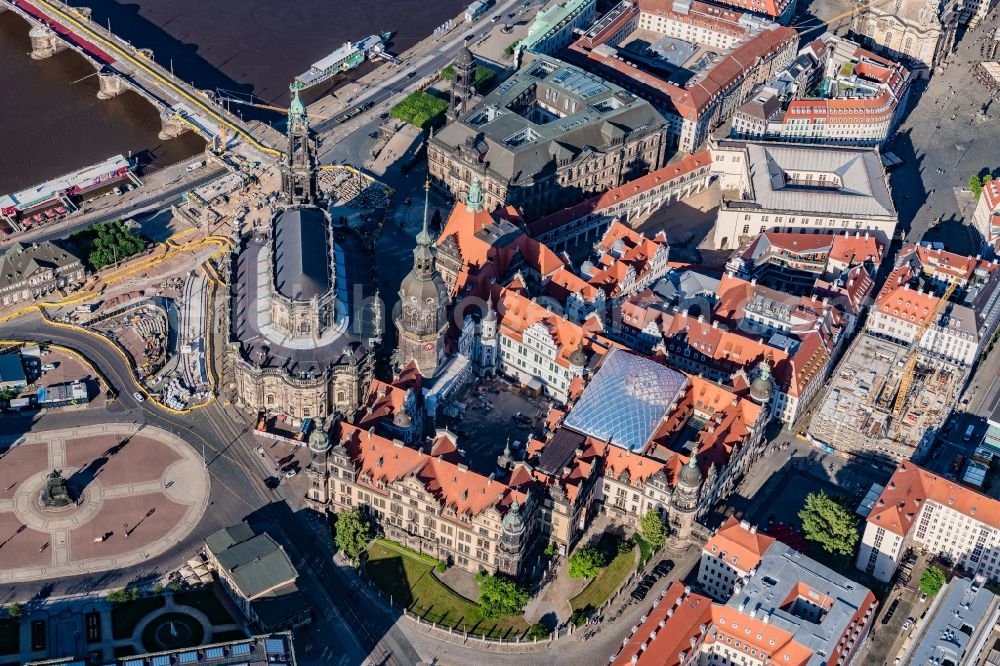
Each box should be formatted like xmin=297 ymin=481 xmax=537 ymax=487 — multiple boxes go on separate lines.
xmin=214 ymin=91 xmax=334 ymax=121
xmin=892 ymin=279 xmax=958 ymax=416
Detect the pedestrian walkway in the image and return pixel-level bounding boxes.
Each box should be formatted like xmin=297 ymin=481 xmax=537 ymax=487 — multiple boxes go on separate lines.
xmin=0 ymin=423 xmax=210 ymax=583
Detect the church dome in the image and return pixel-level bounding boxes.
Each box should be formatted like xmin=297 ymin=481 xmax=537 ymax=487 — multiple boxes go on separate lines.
xmin=456 ymin=45 xmax=474 ymax=67
xmin=502 ymin=499 xmax=525 ymax=534
xmin=678 ymin=454 xmax=702 ymax=488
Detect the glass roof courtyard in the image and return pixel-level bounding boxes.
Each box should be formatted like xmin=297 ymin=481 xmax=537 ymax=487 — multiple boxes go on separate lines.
xmin=564 ymin=348 xmax=688 ymax=453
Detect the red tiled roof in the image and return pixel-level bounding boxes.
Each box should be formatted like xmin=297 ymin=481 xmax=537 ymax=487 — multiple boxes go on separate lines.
xmin=704 ymin=516 xmax=776 ymax=572
xmin=529 ymin=151 xmax=712 ymax=236
xmin=340 ymin=423 xmax=523 ymax=517
xmin=868 ymin=461 xmax=1000 ymax=536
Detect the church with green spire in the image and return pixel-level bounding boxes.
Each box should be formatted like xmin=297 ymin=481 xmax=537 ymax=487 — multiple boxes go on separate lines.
xmin=281 ymin=81 xmax=318 ymax=205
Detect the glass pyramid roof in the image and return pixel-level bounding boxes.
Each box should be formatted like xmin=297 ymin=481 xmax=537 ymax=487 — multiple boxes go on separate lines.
xmin=564 ymin=348 xmax=688 ymax=453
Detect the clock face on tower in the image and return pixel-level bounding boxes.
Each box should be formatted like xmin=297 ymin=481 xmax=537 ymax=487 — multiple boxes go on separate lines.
xmin=423 ymin=342 xmax=435 ymax=351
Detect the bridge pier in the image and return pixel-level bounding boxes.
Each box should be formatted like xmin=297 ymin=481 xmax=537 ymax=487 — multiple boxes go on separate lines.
xmin=96 ymin=68 xmax=128 ymax=99
xmin=158 ymin=110 xmax=191 ymax=140
xmin=29 ymin=25 xmax=67 ymax=60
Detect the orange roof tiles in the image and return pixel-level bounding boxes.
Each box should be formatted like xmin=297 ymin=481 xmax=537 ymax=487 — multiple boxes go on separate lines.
xmin=613 ymin=582 xmax=813 ymax=666
xmin=529 ymin=151 xmax=712 ymax=236
xmin=340 ymin=423 xmax=523 ymax=517
xmin=704 ymin=516 xmax=777 ymax=572
xmin=498 ymin=287 xmax=616 ymax=369
xmin=437 ymin=200 xmax=563 ymax=297
xmin=612 ymin=582 xmax=714 ymax=666
xmin=874 ymin=266 xmax=940 ymax=328
xmin=868 ymin=461 xmax=1000 ymax=536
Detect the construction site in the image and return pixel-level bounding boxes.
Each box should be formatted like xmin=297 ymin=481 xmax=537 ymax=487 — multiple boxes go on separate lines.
xmin=807 ymin=333 xmax=966 ymax=461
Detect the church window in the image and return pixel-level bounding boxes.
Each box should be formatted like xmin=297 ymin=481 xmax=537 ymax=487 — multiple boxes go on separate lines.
xmin=337 ymin=391 xmax=346 ymax=403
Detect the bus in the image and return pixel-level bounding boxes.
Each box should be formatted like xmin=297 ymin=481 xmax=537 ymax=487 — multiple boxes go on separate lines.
xmin=964 ymin=424 xmax=975 ymax=442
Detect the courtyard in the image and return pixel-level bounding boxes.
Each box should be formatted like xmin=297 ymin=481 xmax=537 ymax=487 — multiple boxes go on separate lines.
xmin=438 ymin=376 xmax=550 ymax=476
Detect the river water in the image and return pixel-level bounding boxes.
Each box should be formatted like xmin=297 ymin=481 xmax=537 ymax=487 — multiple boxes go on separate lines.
xmin=0 ymin=0 xmax=467 ymax=193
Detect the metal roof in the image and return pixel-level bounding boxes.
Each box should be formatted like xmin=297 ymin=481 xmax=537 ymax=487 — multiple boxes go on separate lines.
xmin=272 ymin=206 xmax=331 ymax=301
xmin=564 ymin=348 xmax=688 ymax=453
xmin=742 ymin=142 xmax=896 ymax=219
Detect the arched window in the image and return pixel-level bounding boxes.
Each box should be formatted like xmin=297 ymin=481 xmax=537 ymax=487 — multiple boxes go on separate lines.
xmin=904 ymin=37 xmax=913 ymax=54
xmin=885 ymin=32 xmax=893 ymax=46
xmin=337 ymin=391 xmax=346 ymax=403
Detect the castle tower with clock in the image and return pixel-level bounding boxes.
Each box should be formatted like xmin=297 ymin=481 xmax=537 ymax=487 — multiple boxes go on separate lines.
xmin=394 ymin=180 xmax=449 ymax=378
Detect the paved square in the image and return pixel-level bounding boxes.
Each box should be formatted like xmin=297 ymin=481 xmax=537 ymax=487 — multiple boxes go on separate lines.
xmin=0 ymin=423 xmax=210 ymax=583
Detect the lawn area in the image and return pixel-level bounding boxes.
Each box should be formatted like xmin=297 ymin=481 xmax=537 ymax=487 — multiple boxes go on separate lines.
xmin=570 ymin=545 xmax=635 ymax=613
xmin=0 ymin=620 xmax=18 ymax=655
xmin=365 ymin=542 xmax=529 ymax=639
xmin=389 ymin=91 xmax=448 ymax=129
xmin=111 ymin=596 xmax=166 ymax=640
xmin=173 ymin=587 xmax=237 ymax=625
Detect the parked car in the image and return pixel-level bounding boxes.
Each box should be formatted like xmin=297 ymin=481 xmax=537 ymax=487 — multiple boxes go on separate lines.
xmin=901 ymin=617 xmax=914 ymax=631
xmin=285 ymin=469 xmax=298 ymax=478
xmin=881 ymin=598 xmax=899 ymax=624
xmin=368 ymin=131 xmax=380 ymax=138
xmin=133 ymin=392 xmax=145 ymax=403
xmin=653 ymin=560 xmax=674 ymax=577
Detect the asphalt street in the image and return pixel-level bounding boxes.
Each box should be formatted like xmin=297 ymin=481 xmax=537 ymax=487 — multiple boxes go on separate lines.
xmin=0 ymin=168 xmax=225 ymax=250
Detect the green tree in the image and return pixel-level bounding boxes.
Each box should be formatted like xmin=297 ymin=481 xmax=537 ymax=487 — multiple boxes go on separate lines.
xmin=919 ymin=565 xmax=947 ymax=597
xmin=526 ymin=623 xmax=550 ymax=640
xmin=568 ymin=544 xmax=606 ymax=579
xmin=440 ymin=64 xmax=496 ymax=90
xmin=476 ymin=572 xmax=529 ymax=619
xmin=798 ymin=491 xmax=859 ymax=556
xmin=971 ymin=175 xmax=984 ymax=198
xmin=7 ymin=602 xmax=22 ymax=620
xmin=543 ymin=542 xmax=556 ymax=557
xmin=504 ymin=40 xmax=521 ymax=57
xmin=640 ymin=509 xmax=670 ymax=548
xmin=334 ymin=509 xmax=372 ymax=564
xmin=105 ymin=587 xmax=140 ymax=603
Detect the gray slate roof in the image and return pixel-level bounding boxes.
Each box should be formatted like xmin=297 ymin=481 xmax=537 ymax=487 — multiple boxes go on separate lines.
xmin=0 ymin=241 xmax=81 ymax=290
xmin=729 ymin=540 xmax=873 ymax=666
xmin=207 ymin=525 xmax=298 ymax=599
xmin=908 ymin=576 xmax=997 ymax=666
xmin=0 ymin=354 xmax=26 ymax=384
xmin=740 ymin=142 xmax=896 ymax=219
xmin=432 ymin=55 xmax=666 ymax=185
xmin=273 ymin=205 xmax=331 ymax=301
